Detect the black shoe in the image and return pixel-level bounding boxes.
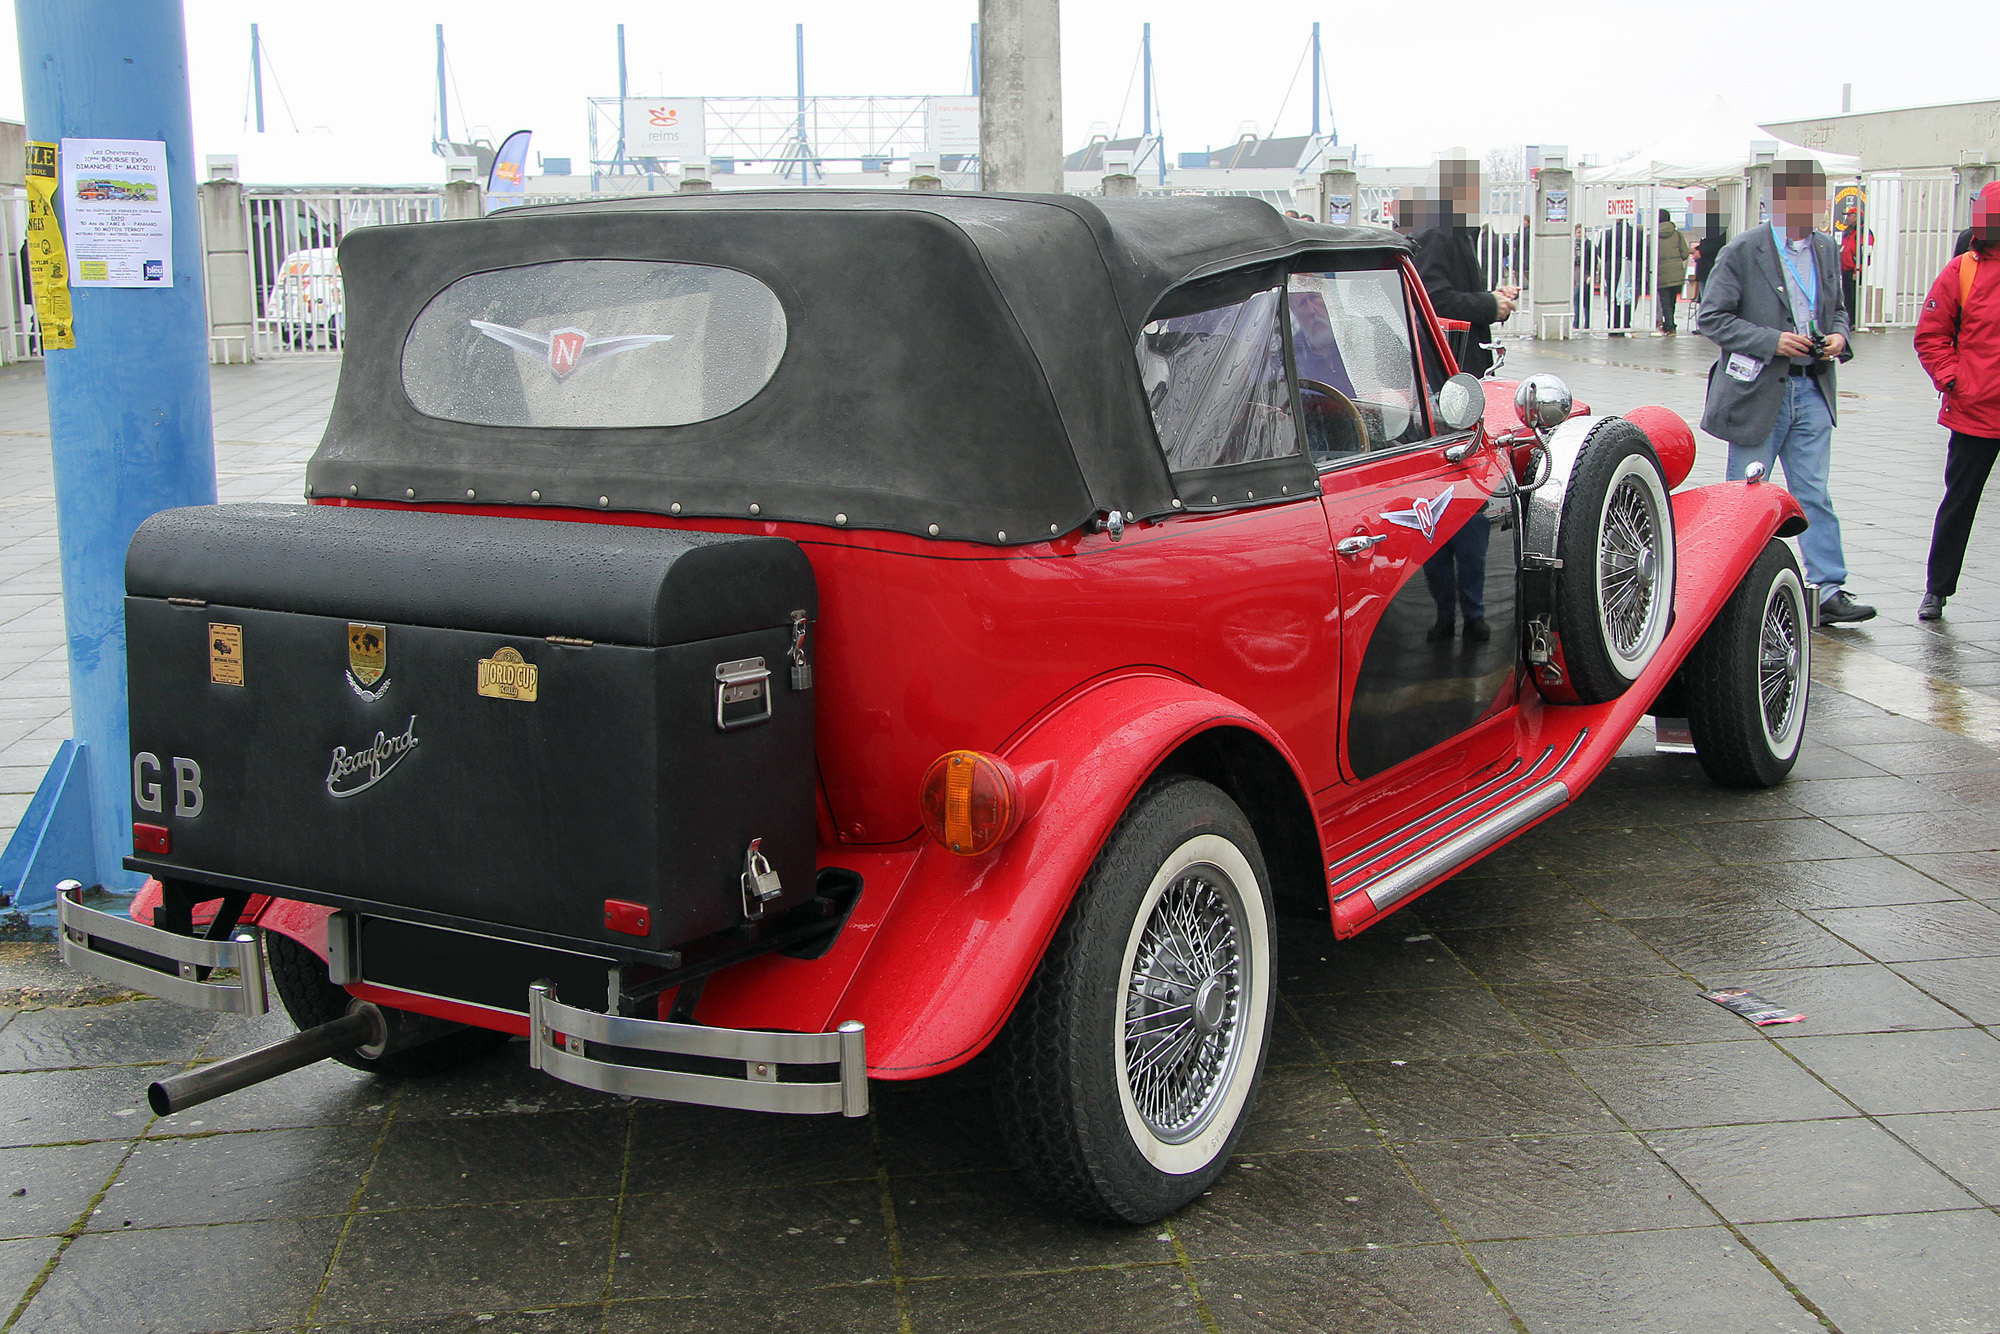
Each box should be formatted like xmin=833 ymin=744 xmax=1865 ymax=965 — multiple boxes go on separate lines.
xmin=1918 ymin=594 xmax=1945 ymax=621
xmin=1427 ymin=615 xmax=1456 ymax=642
xmin=1463 ymin=616 xmax=1491 ymax=643
xmin=1819 ymin=589 xmax=1877 ymax=625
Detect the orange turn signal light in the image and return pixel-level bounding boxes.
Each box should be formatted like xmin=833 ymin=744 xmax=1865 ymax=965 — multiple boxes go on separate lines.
xmin=918 ymin=750 xmax=1022 ymax=856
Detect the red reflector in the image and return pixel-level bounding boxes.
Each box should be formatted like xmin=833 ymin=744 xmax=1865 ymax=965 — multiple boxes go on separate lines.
xmin=604 ymin=899 xmax=651 ymax=936
xmin=133 ymin=823 xmax=171 ymax=855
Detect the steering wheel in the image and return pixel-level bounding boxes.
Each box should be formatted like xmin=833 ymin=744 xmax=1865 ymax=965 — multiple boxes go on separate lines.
xmin=1299 ymin=378 xmax=1371 ymax=461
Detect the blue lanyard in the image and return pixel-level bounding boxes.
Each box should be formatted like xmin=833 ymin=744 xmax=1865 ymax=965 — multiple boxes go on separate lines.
xmin=1777 ymin=239 xmax=1819 ymax=336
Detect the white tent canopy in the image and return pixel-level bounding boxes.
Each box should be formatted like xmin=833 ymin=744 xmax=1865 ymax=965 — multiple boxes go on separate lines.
xmin=1580 ymin=97 xmax=1861 ymax=187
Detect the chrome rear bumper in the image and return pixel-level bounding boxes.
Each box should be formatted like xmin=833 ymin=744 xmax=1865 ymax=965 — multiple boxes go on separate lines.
xmin=528 ymin=982 xmax=867 ymax=1117
xmin=56 ymin=883 xmax=269 ymax=1016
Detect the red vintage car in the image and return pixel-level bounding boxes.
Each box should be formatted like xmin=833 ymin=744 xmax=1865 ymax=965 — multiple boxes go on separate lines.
xmin=61 ymin=193 xmax=1811 ymax=1224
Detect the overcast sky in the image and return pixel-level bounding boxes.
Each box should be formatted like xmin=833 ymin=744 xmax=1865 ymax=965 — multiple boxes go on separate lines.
xmin=2 ymin=0 xmax=1994 ymax=176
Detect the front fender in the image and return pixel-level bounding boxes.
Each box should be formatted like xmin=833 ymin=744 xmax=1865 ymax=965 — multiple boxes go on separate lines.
xmin=831 ymin=671 xmax=1315 ymax=1078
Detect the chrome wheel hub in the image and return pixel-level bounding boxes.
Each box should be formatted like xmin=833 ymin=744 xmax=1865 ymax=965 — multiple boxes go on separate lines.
xmin=1760 ymin=584 xmax=1804 ymax=743
xmin=1600 ymin=473 xmax=1663 ymax=661
xmin=1123 ymin=868 xmax=1245 ymax=1143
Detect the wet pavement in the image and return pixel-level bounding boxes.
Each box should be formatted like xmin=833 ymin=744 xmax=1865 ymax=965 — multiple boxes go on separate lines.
xmin=0 ymin=328 xmax=1998 ymax=1333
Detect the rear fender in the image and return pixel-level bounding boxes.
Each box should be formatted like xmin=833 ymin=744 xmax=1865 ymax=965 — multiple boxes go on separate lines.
xmin=127 ymin=878 xmax=330 ymax=954
xmin=832 ymin=671 xmax=1317 ymax=1078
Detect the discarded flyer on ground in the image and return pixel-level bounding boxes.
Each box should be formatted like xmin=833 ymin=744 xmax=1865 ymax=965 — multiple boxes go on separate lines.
xmin=1701 ymin=988 xmax=1804 ymax=1026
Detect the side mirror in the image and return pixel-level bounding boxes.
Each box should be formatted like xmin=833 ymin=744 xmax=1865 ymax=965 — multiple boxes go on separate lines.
xmin=1436 ymin=372 xmax=1486 ymax=432
xmin=1513 ymin=374 xmax=1573 ymax=432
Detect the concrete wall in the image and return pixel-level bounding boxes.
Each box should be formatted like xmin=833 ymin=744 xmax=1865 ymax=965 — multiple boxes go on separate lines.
xmin=1762 ymin=100 xmax=2000 ymax=172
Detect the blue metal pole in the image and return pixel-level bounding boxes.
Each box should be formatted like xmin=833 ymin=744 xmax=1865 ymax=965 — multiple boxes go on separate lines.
xmin=435 ymin=24 xmax=448 ymax=147
xmin=250 ymin=23 xmax=264 ymax=134
xmin=1311 ymin=23 xmax=1320 ymax=138
xmin=795 ymin=23 xmax=808 ymax=184
xmin=1142 ymin=24 xmax=1152 ymax=138
xmin=970 ymin=23 xmax=980 ymax=95
xmin=615 ymin=23 xmax=628 ymax=176
xmin=7 ymin=0 xmax=217 ymax=908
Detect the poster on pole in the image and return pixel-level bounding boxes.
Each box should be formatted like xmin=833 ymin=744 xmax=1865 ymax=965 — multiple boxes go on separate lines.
xmin=59 ymin=138 xmax=172 ymax=287
xmin=1543 ymin=189 xmax=1568 ymax=224
xmin=23 ymin=142 xmax=74 ymax=349
xmin=1324 ymin=194 xmax=1352 ymax=224
xmin=621 ymin=99 xmax=707 ymax=161
xmin=925 ymin=97 xmax=980 ymax=156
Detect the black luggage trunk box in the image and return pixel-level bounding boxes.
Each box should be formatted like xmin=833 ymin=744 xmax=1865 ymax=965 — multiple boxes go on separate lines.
xmin=124 ymin=504 xmax=817 ymax=962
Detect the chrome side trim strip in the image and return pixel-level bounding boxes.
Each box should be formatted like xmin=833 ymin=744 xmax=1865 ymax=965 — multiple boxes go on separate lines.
xmin=1364 ymin=782 xmax=1572 ymax=912
xmin=1325 ymin=753 xmax=1532 ymax=881
xmin=1330 ymin=728 xmax=1588 ymax=905
xmin=527 ymin=983 xmax=868 ymax=1117
xmin=57 ymin=886 xmax=269 ymax=1016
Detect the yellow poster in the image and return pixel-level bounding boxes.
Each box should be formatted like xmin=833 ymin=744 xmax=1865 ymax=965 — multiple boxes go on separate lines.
xmin=24 ymin=142 xmax=74 ymax=350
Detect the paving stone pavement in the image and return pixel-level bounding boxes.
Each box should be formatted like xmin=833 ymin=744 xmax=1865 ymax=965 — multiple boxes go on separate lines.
xmin=0 ymin=330 xmax=1996 ymax=1334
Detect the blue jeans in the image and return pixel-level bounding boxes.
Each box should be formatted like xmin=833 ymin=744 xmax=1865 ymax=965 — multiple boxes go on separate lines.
xmin=1726 ymin=373 xmax=1846 ymax=595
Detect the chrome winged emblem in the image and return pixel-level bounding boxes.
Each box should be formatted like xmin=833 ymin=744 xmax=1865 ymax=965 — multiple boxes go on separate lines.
xmin=469 ymin=320 xmax=673 ymax=380
xmin=1380 ymin=484 xmax=1456 ymax=542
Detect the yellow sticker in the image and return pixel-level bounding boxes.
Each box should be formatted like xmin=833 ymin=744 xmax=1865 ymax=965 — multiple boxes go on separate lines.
xmin=347 ymin=623 xmax=386 ymax=686
xmin=209 ymin=623 xmax=244 ymax=686
xmin=23 ymin=143 xmax=74 ymax=351
xmin=477 ymin=646 xmax=539 ymax=702
xmin=78 ymin=259 xmax=107 ymax=282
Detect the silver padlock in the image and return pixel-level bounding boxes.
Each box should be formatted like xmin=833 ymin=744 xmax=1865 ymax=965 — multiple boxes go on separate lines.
xmin=788 ymin=611 xmax=813 ymax=691
xmin=741 ymin=838 xmax=783 ymax=919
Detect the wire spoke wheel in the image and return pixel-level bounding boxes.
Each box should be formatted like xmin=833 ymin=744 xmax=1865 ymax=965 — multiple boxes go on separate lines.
xmin=1122 ymin=867 xmax=1246 ymax=1143
xmin=1549 ymin=419 xmax=1676 ymax=704
xmin=1598 ymin=473 xmax=1664 ymax=661
xmin=992 ymin=778 xmax=1274 ymax=1223
xmin=1685 ymin=539 xmax=1810 ymax=788
xmin=1758 ymin=582 xmax=1804 ymax=744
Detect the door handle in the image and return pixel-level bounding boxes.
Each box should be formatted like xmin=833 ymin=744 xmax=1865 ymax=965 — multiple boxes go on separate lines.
xmin=1443 ymin=438 xmax=1480 ymax=462
xmin=1336 ymin=534 xmax=1387 ymax=557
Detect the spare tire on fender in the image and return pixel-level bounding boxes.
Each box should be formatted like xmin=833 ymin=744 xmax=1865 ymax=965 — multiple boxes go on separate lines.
xmin=1529 ymin=417 xmax=1677 ymax=705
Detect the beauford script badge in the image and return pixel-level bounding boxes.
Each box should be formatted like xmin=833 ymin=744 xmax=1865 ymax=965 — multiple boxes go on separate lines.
xmin=1380 ymin=484 xmax=1456 ymax=543
xmin=326 ymin=716 xmax=420 ymax=798
xmin=347 ymin=623 xmax=389 ymax=701
xmin=469 ymin=320 xmax=674 ymax=381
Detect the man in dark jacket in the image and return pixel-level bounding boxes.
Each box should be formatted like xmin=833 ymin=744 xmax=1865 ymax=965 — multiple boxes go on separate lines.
xmin=1412 ymin=158 xmax=1517 ymax=378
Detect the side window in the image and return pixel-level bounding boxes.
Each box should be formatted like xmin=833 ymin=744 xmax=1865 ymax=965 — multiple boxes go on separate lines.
xmin=1287 ymin=270 xmax=1431 ymax=465
xmin=1136 ymin=288 xmax=1298 ymax=472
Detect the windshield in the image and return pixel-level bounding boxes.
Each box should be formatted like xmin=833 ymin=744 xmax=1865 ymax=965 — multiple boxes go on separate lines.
xmin=400 ymin=259 xmax=787 ymax=429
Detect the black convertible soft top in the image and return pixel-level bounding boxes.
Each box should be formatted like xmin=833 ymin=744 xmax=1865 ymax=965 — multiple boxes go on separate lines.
xmin=307 ymin=191 xmax=1405 ymax=545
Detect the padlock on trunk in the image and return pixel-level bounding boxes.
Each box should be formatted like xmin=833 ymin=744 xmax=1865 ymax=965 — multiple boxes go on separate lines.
xmin=741 ymin=838 xmax=783 ymax=919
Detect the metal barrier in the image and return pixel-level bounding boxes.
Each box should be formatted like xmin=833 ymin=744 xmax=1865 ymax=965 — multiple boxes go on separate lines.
xmin=1856 ymin=170 xmax=1956 ymax=328
xmin=245 ymin=190 xmax=444 ymax=356
xmin=0 ymin=187 xmax=38 ymax=362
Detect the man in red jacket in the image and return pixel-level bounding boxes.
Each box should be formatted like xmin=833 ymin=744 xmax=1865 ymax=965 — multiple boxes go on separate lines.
xmin=1914 ymin=181 xmax=2000 ymax=620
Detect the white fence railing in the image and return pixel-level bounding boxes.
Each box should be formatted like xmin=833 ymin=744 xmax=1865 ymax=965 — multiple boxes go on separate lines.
xmin=1856 ymin=170 xmax=1957 ymax=329
xmin=245 ymin=191 xmax=445 ymax=357
xmin=2 ymin=187 xmax=36 ymax=363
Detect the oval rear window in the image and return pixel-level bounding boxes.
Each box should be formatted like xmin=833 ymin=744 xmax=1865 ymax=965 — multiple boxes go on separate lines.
xmin=400 ymin=259 xmax=787 ymax=428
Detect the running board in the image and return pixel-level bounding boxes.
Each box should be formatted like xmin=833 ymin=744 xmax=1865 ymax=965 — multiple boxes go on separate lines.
xmin=1329 ymin=728 xmax=1586 ymax=919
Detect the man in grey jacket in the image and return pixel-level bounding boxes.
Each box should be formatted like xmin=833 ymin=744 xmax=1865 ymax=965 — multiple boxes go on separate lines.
xmin=1697 ymin=159 xmax=1876 ymax=623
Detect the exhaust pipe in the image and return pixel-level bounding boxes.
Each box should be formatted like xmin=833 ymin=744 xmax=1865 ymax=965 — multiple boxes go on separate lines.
xmin=147 ymin=1001 xmax=459 ymax=1116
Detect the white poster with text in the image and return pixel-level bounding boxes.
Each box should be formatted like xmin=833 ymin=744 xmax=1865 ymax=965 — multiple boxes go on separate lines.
xmin=60 ymin=137 xmax=172 ymax=287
